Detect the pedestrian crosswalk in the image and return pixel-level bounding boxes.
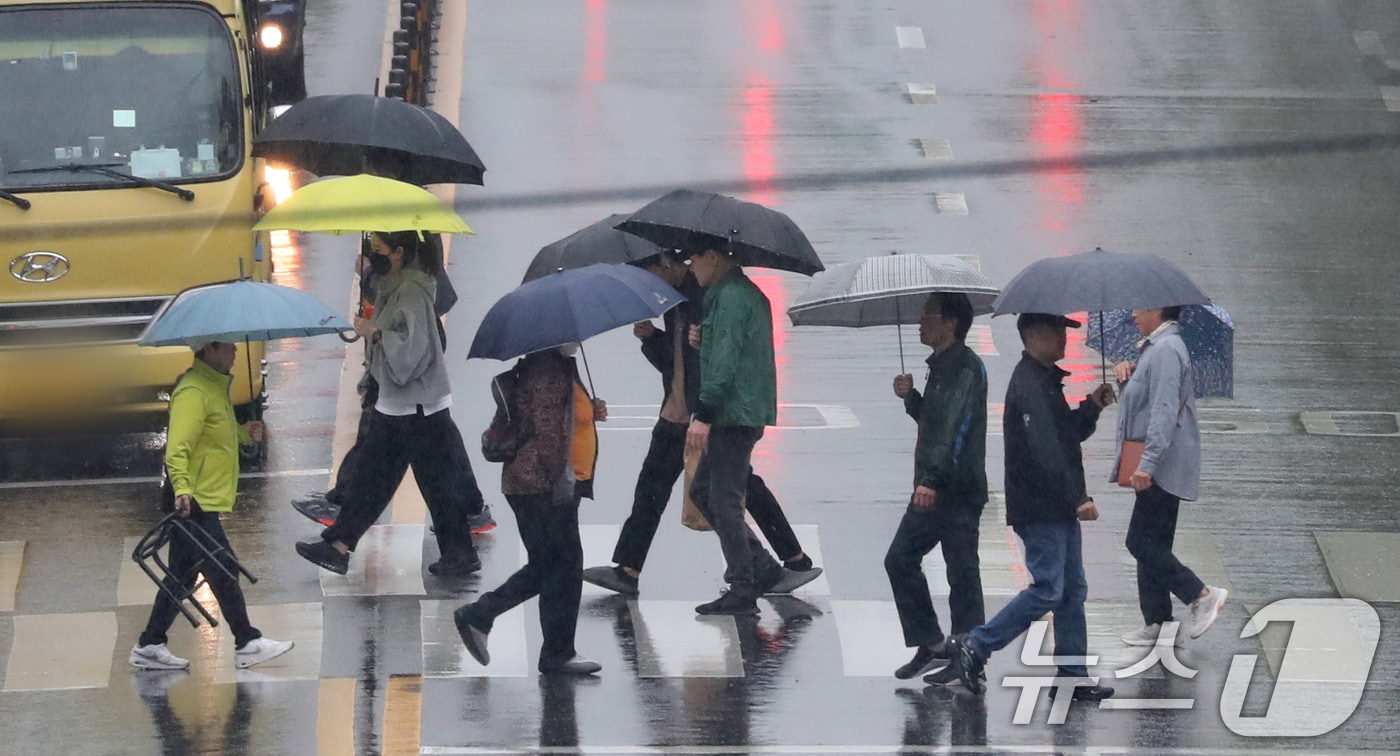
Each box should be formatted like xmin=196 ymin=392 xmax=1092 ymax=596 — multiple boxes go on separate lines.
xmin=0 ymin=505 xmax=1258 ymax=693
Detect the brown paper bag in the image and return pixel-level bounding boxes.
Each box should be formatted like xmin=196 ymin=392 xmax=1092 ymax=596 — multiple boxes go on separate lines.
xmin=1117 ymin=440 xmax=1145 ymax=487
xmin=681 ymin=444 xmax=713 ymax=531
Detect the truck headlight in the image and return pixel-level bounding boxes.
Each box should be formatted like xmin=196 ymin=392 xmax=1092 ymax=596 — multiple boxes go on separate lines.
xmin=259 ymin=24 xmax=284 ymax=50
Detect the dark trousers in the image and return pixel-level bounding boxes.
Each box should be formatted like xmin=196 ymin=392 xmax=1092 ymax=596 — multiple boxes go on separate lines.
xmin=1126 ymin=483 xmax=1206 ymax=625
xmin=322 ymin=408 xmax=475 ymax=562
xmin=327 ymin=397 xmax=486 ymax=516
xmin=689 ymin=425 xmax=784 ymax=596
xmin=139 ymin=505 xmax=261 ymax=649
xmin=474 ymin=492 xmax=583 ymax=671
xmin=613 ymin=419 xmax=802 ymax=571
xmin=884 ymin=500 xmax=985 ymax=648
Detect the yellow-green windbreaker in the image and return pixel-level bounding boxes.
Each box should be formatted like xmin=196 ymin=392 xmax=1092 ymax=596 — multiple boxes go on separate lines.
xmin=165 ymin=358 xmax=250 ymax=512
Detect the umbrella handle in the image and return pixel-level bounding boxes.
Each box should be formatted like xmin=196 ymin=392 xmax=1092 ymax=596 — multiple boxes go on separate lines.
xmin=339 ymin=331 xmax=362 ymax=343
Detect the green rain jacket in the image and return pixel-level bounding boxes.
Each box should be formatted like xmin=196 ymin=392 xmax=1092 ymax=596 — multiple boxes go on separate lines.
xmin=165 ymin=358 xmax=251 ymax=512
xmin=695 ymin=267 xmax=778 ymax=428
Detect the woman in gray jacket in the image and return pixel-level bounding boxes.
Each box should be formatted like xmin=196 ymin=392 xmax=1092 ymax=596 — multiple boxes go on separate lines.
xmin=1112 ymin=306 xmax=1227 ymax=647
xmin=295 ymin=230 xmax=480 ymax=577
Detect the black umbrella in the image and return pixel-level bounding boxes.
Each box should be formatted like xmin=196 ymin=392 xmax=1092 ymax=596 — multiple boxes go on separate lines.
xmin=614 ymin=189 xmax=824 ymax=276
xmin=993 ymin=247 xmax=1212 ymax=382
xmin=991 ymin=248 xmax=1210 ymax=316
xmin=522 ymin=214 xmax=666 ymax=283
xmin=253 ymin=94 xmax=486 ymax=185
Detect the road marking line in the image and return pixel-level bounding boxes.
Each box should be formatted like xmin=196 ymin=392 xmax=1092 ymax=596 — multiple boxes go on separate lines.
xmin=1381 ymin=86 xmax=1400 ymax=112
xmin=422 ymin=600 xmax=530 ymax=678
xmin=896 ymin=26 xmax=926 ymax=49
xmin=629 ymin=600 xmax=745 ymax=678
xmin=117 ymin=536 xmax=152 ymax=607
xmin=0 ymin=541 xmax=22 ymax=612
xmin=384 ymin=675 xmax=423 ymax=756
xmin=1354 ymin=31 xmax=1386 ymax=56
xmin=319 ymin=524 xmax=426 ymax=597
xmin=905 ymin=82 xmax=938 ymax=104
xmin=918 ymin=138 xmax=954 ymax=159
xmin=932 ymin=192 xmax=969 ymax=215
xmin=4 ymin=611 xmax=117 ymax=691
xmin=317 ymin=678 xmax=356 ymax=756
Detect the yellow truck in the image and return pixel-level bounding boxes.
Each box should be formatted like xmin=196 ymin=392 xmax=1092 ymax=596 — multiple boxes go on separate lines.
xmin=0 ymin=0 xmax=306 ymax=434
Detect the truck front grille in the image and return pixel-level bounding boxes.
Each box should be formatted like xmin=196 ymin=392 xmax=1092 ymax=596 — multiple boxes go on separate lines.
xmin=0 ymin=297 xmax=171 ymax=348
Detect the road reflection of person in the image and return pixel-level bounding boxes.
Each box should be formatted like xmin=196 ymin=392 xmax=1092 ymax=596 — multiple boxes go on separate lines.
xmin=294 ymin=231 xmax=480 ymax=577
xmin=943 ymin=314 xmax=1116 ymax=703
xmin=1112 ymin=306 xmax=1228 ymax=646
xmin=582 ymin=250 xmax=817 ymax=598
xmin=885 ymin=293 xmax=989 ymax=680
xmin=683 ymin=246 xmax=823 ymax=616
xmin=454 ymin=345 xmax=605 ymax=675
xmin=289 ymin=229 xmax=496 ymax=539
xmin=128 ymin=339 xmax=293 ymax=673
xmin=130 ymin=673 xmax=257 ymax=756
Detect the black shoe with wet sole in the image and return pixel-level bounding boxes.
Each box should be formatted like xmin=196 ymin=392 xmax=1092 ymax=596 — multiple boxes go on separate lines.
xmin=895 ymin=641 xmax=948 ymax=680
xmin=1051 ymin=683 xmax=1115 ymax=702
xmin=695 ymin=590 xmax=759 ymax=616
xmin=428 ymin=553 xmax=482 ymax=576
xmin=295 ymin=539 xmax=348 ymax=575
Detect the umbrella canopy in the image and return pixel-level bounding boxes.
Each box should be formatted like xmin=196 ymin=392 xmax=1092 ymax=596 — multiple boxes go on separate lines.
xmin=992 ymin=248 xmax=1210 ymax=316
xmin=253 ymin=94 xmax=486 ymax=185
xmin=468 ymin=264 xmax=683 ymax=361
xmin=615 ymin=189 xmax=824 ymax=276
xmin=522 ymin=213 xmax=666 ymax=283
xmin=788 ymin=254 xmax=999 ymax=327
xmin=1086 ymin=304 xmax=1235 ymax=398
xmin=139 ymin=279 xmax=352 ymax=347
xmin=252 ymin=174 xmax=473 ymax=235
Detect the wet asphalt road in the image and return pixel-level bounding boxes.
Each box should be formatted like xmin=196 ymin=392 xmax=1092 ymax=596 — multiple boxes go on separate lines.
xmin=3 ymin=0 xmax=1400 ymax=753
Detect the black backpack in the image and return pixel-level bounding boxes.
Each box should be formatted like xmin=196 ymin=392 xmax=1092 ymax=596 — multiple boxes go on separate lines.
xmin=481 ymin=363 xmax=530 ymax=463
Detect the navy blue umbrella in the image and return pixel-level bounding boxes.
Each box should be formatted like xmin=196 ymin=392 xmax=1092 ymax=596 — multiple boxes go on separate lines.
xmin=1086 ymin=304 xmax=1235 ymax=398
xmin=468 ymin=263 xmax=684 ymax=362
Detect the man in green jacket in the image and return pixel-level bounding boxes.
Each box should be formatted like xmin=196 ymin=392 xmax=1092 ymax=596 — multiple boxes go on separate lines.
xmin=885 ymin=293 xmax=988 ymax=680
xmin=129 ymin=339 xmax=294 ymax=672
xmin=684 ymin=247 xmax=822 ymax=616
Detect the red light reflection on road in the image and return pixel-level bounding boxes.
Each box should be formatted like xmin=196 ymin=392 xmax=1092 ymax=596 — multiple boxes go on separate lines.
xmin=583 ymin=0 xmax=607 ymax=85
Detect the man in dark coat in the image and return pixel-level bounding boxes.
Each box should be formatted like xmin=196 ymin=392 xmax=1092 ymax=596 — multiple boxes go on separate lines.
xmin=582 ymin=252 xmax=815 ymax=596
xmin=943 ymin=313 xmax=1116 ymax=702
xmin=885 ymin=292 xmax=989 ymax=679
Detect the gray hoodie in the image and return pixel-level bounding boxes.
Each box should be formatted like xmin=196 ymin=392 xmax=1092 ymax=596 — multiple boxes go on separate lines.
xmin=367 ymin=264 xmax=452 ymax=410
xmin=1110 ymin=322 xmax=1200 ymax=500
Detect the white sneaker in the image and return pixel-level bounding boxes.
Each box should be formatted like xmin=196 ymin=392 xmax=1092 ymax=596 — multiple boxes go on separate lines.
xmin=1120 ymin=622 xmax=1185 ymax=647
xmin=1188 ymin=586 xmax=1228 ymax=639
xmin=235 ymin=637 xmax=294 ymax=669
xmin=128 ymin=643 xmax=190 ymax=670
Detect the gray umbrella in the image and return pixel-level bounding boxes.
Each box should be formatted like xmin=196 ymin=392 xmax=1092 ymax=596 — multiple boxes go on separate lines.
xmin=992 ymin=247 xmax=1210 ymax=316
xmin=522 ymin=214 xmax=666 ymax=283
xmin=787 ymin=254 xmax=999 ymax=372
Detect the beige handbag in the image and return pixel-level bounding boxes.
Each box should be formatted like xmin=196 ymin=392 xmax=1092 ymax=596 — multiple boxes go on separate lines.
xmin=1116 ymin=440 xmax=1145 ymax=487
xmin=681 ymin=444 xmax=713 ymax=531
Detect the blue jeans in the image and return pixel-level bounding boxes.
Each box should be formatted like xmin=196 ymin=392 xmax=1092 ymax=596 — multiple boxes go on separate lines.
xmin=967 ymin=519 xmax=1089 ymax=678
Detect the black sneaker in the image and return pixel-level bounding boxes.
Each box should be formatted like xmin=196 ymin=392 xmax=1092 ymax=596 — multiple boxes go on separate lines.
xmin=582 ymin=565 xmax=639 ymax=596
xmin=452 ymin=603 xmax=491 ymax=666
xmin=428 ymin=552 xmax=482 ymax=576
xmin=894 ymin=641 xmax=948 ymax=680
xmin=695 ymin=589 xmax=759 ymax=616
xmin=1051 ymin=682 xmax=1115 ymax=702
xmin=784 ymin=553 xmax=814 ymax=572
xmin=944 ymin=635 xmax=985 ymax=694
xmin=292 ymin=494 xmax=340 ymax=527
xmin=295 ymin=539 xmax=349 ymax=575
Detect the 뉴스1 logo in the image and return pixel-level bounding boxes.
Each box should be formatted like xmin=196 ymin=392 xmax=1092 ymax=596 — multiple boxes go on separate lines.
xmin=10 ymin=251 xmax=71 ymax=283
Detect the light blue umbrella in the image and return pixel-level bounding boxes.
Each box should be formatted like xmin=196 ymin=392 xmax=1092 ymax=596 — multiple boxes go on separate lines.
xmin=139 ymin=279 xmax=352 ymax=347
xmin=140 ymin=279 xmax=354 ymax=418
xmin=1085 ymin=304 xmax=1234 ymax=398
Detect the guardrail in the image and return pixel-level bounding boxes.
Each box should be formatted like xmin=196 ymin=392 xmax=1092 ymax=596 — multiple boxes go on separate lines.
xmin=383 ymin=1 xmax=437 ymax=105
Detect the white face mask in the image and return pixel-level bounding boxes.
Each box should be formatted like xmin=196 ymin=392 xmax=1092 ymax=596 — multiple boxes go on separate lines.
xmin=557 ymin=342 xmax=579 ymax=357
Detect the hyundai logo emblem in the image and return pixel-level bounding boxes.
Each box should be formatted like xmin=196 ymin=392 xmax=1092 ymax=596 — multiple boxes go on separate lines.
xmin=9 ymin=251 xmax=71 ymax=283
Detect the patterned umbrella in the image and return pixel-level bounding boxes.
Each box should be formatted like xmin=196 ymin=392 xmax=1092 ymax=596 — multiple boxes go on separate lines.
xmin=1085 ymin=304 xmax=1234 ymax=398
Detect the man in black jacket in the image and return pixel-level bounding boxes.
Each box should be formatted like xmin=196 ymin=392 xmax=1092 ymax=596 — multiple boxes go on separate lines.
xmin=886 ymin=292 xmax=989 ymax=679
xmin=942 ymin=313 xmax=1116 ymax=702
xmin=581 ymin=252 xmax=816 ymax=596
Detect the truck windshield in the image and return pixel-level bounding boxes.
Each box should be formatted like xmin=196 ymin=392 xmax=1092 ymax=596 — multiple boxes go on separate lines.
xmin=0 ymin=5 xmax=241 ymax=191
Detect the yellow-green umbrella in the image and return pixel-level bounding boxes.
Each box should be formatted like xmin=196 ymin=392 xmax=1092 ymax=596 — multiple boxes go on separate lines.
xmin=253 ymin=174 xmax=473 ymax=235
